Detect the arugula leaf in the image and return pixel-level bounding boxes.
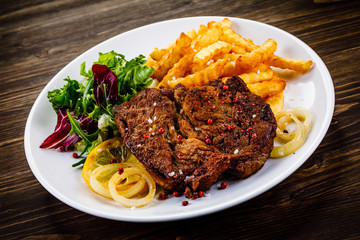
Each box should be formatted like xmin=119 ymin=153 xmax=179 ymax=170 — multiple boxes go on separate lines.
xmin=95 ymin=51 xmax=125 ymax=68
xmin=47 ymin=77 xmax=80 ymax=111
xmin=118 ymin=55 xmax=154 ymax=100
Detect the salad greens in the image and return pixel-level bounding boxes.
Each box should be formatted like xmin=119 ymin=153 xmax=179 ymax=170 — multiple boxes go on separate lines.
xmin=40 ymin=51 xmax=154 ymax=165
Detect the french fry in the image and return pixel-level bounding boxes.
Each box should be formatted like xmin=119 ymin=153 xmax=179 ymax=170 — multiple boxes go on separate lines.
xmin=191 ymin=41 xmax=232 ymax=73
xmin=186 ymin=29 xmax=197 ymax=40
xmin=231 ymin=45 xmax=246 ymax=54
xmin=213 ymin=53 xmax=240 ymax=62
xmin=236 ymin=38 xmax=277 ymax=72
xmin=220 ymin=28 xmax=257 ymax=52
xmin=192 ymin=24 xmax=223 ymax=50
xmin=213 ymin=53 xmax=242 ymax=77
xmin=267 ymin=55 xmax=313 ymax=72
xmin=252 ymin=63 xmax=272 ymax=72
xmin=208 ymin=18 xmax=233 ymax=29
xmin=194 ymin=41 xmax=232 ymax=65
xmin=239 ymin=69 xmax=274 ymax=84
xmin=265 ymin=92 xmax=284 ymax=113
xmin=150 ymin=48 xmax=168 ymax=61
xmin=246 ymin=78 xmax=286 ymax=99
xmin=219 ymin=18 xmax=232 ymax=29
xmin=162 ymin=52 xmax=195 ymax=86
xmin=145 ymin=56 xmax=157 ymax=68
xmin=197 ymin=24 xmax=209 ymax=36
xmin=168 ymin=59 xmax=227 ymax=88
xmin=222 ymin=61 xmax=238 ymax=77
xmin=151 ymin=33 xmax=192 ymax=81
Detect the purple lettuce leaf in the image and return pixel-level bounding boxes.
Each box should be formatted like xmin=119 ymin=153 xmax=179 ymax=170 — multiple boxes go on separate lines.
xmin=92 ymin=64 xmax=118 ymax=105
xmin=40 ymin=107 xmax=98 ymax=152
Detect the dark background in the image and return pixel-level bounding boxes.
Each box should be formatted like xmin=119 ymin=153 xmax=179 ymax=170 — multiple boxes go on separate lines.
xmin=1 ymin=0 xmax=359 ymax=239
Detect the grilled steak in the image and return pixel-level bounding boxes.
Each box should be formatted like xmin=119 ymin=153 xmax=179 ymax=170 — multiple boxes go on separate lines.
xmin=114 ymin=75 xmax=277 ymax=197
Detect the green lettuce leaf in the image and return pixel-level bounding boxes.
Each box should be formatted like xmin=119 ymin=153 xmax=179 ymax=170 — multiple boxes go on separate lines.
xmin=47 ymin=77 xmax=81 ymax=112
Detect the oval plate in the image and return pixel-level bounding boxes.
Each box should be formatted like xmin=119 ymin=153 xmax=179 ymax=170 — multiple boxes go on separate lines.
xmin=24 ymin=16 xmax=334 ymax=222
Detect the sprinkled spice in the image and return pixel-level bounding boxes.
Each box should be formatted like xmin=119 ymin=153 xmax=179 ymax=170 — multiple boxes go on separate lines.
xmin=220 ymin=181 xmax=227 ymax=189
xmin=158 ymin=193 xmax=165 ymax=200
xmin=182 ymin=200 xmax=189 ymax=206
xmin=198 ymin=190 xmax=204 ymax=197
xmin=118 ymin=167 xmax=124 ymax=175
xmin=158 ymin=128 xmax=165 ymax=134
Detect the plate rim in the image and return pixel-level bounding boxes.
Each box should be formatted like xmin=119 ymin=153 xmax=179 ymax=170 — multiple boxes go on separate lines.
xmin=24 ymin=16 xmax=335 ymax=222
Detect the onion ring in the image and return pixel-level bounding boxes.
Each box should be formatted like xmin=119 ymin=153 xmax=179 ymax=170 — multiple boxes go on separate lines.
xmin=271 ymin=111 xmax=306 ymax=158
xmin=90 ymin=163 xmax=121 ymax=198
xmin=276 ymin=107 xmax=312 ymax=141
xmin=109 ymin=164 xmax=156 ymax=208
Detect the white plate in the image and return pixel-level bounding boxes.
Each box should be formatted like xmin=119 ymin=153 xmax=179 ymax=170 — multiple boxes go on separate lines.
xmin=24 ymin=16 xmax=334 ymax=222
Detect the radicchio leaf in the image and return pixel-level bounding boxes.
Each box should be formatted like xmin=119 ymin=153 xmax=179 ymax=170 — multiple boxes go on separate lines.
xmin=40 ymin=107 xmax=98 ymax=152
xmin=92 ymin=64 xmax=118 ymax=105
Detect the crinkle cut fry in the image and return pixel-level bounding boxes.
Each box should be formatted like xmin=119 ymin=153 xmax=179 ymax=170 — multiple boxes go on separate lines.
xmin=151 ymin=32 xmax=192 ymax=81
xmin=235 ymin=38 xmax=277 ymax=72
xmin=266 ymin=55 xmax=313 ymax=72
xmin=191 ymin=41 xmax=232 ymax=73
xmin=220 ymin=27 xmax=257 ymax=52
xmin=168 ymin=59 xmax=227 ymax=88
xmin=265 ymin=92 xmax=284 ymax=114
xmin=246 ymin=77 xmax=286 ymax=99
xmin=239 ymin=68 xmax=274 ymax=84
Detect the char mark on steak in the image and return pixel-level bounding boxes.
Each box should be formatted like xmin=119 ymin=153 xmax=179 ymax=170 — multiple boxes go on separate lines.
xmin=114 ymin=75 xmax=277 ymax=196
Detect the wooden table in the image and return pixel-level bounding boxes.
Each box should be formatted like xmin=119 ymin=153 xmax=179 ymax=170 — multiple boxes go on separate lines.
xmin=1 ymin=0 xmax=359 ymax=239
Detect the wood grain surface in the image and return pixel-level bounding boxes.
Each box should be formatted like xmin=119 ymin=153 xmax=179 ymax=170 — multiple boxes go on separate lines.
xmin=1 ymin=0 xmax=359 ymax=239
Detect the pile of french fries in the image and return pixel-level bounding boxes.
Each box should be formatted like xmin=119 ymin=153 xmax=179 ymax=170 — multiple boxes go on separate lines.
xmin=146 ymin=18 xmax=313 ymax=113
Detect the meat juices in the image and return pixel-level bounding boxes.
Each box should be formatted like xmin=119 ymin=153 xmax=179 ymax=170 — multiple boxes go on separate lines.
xmin=114 ymin=75 xmax=277 ymax=197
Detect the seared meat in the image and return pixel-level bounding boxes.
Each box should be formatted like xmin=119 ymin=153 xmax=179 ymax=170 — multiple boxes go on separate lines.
xmin=114 ymin=75 xmax=276 ymax=196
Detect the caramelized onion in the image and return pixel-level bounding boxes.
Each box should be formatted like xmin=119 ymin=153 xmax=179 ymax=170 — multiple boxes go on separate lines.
xmin=271 ymin=110 xmax=308 ymax=158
